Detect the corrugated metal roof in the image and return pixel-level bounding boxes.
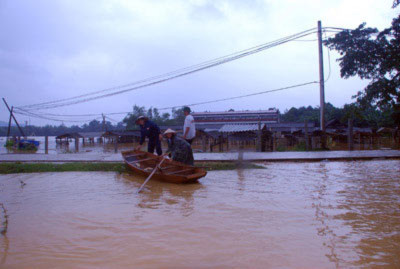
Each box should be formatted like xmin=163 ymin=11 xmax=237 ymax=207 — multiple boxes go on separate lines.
xmin=204 ymin=128 xmax=220 ymax=132
xmin=266 ymin=122 xmax=316 ymax=128
xmin=219 ymin=124 xmax=265 ymax=133
xmin=77 ymin=132 xmax=103 ymax=138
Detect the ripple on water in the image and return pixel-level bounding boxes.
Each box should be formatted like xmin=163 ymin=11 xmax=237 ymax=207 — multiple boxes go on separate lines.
xmin=0 ymin=161 xmax=399 ymax=268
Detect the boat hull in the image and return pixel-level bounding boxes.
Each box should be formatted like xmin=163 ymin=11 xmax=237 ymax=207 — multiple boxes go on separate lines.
xmin=122 ymin=150 xmax=207 ymax=184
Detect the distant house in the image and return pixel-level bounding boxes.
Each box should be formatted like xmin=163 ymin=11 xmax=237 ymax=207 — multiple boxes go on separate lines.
xmin=102 ymin=130 xmax=141 ymax=143
xmin=56 ymin=132 xmax=103 ymax=143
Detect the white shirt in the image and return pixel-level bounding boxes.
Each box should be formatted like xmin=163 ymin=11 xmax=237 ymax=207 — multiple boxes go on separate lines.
xmin=183 ymin=114 xmax=196 ymax=140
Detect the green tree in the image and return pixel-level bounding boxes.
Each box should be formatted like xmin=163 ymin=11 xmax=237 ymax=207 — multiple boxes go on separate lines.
xmin=171 ymin=107 xmax=185 ymax=125
xmin=281 ymin=106 xmax=320 ymax=125
xmin=122 ymin=105 xmax=186 ymax=129
xmin=324 ymin=10 xmax=400 ymax=125
xmin=123 ymin=105 xmax=146 ymax=130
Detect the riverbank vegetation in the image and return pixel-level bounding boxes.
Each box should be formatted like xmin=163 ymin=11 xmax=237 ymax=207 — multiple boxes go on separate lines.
xmin=1 ymin=102 xmax=398 ymax=138
xmin=0 ymin=162 xmax=264 ymax=174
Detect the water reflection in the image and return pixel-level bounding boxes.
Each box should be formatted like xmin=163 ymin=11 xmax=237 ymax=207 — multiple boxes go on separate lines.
xmin=117 ymin=173 xmax=205 ymax=217
xmin=0 ymin=161 xmax=399 ymax=268
xmin=334 ymin=161 xmax=400 ymax=267
xmin=304 ymin=161 xmax=400 ymax=268
xmin=236 ymin=168 xmax=246 ymax=192
xmin=0 ymin=234 xmax=9 ymax=266
xmin=309 ymin=162 xmax=341 ymax=268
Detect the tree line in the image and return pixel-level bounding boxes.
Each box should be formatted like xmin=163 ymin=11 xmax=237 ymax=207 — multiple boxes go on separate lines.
xmin=1 ymin=102 xmax=397 ymax=137
xmin=281 ymin=103 xmax=396 ymax=128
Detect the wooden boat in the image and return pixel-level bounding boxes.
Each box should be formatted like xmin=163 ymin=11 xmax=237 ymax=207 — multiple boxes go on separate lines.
xmin=122 ymin=150 xmax=207 ymax=184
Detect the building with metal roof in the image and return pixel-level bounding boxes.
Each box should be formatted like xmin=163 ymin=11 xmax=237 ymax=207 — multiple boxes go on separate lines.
xmin=193 ymin=109 xmax=279 ymax=125
xmin=219 ymin=123 xmax=266 ymax=133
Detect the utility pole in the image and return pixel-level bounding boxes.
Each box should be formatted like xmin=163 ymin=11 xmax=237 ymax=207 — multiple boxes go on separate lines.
xmin=6 ymin=106 xmax=13 ymax=138
xmin=102 ymin=113 xmax=106 ymax=132
xmin=317 ymin=20 xmax=326 ymax=132
xmin=2 ymin=98 xmax=25 ymax=137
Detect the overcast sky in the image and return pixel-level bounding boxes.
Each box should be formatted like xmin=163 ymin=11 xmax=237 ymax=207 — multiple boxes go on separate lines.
xmin=0 ymin=0 xmax=398 ymax=126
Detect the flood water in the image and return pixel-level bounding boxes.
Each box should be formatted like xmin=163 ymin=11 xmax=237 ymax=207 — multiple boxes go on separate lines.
xmin=0 ymin=136 xmax=134 ymax=155
xmin=0 ymin=160 xmax=399 ymax=268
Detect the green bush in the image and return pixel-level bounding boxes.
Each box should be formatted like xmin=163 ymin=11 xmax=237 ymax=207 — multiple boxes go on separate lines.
xmin=4 ymin=140 xmax=14 ymax=148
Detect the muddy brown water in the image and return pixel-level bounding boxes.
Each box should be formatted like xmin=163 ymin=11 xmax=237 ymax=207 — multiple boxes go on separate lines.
xmin=0 ymin=160 xmax=399 ymax=268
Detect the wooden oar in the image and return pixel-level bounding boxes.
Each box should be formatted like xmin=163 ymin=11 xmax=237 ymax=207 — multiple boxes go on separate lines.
xmin=137 ymin=157 xmax=166 ymax=193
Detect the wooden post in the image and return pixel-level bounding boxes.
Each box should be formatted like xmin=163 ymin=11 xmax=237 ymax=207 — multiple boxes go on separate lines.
xmin=114 ymin=136 xmax=118 ymax=153
xmin=238 ymin=145 xmax=244 ymax=166
xmin=45 ymin=136 xmax=49 ymax=154
xmin=269 ymin=136 xmax=273 ymax=151
xmin=102 ymin=113 xmax=106 ymax=132
xmin=218 ymin=136 xmax=222 ymax=152
xmin=226 ymin=135 xmax=229 ymax=152
xmin=370 ymin=136 xmax=373 ymax=150
xmin=17 ymin=136 xmax=21 ymax=149
xmin=391 ymin=130 xmax=395 ymax=149
xmin=348 ymin=119 xmax=354 ymax=151
xmin=257 ymin=121 xmax=262 ymax=152
xmin=272 ymin=133 xmax=277 ymax=151
xmin=304 ymin=121 xmax=310 ymax=151
xmin=311 ymin=137 xmax=316 ymax=149
xmin=7 ymin=106 xmax=13 ymax=138
xmin=2 ymin=98 xmax=25 ymax=137
xmin=75 ymin=138 xmax=79 ymax=152
xmin=358 ymin=133 xmax=361 ymax=150
xmin=202 ymin=135 xmax=207 ymax=152
xmin=318 ymin=21 xmax=325 ymax=133
xmin=318 ymin=21 xmax=327 ymax=149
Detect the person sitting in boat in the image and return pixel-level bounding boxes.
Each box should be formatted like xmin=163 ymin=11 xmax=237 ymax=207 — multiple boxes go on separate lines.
xmin=135 ymin=116 xmax=163 ymax=156
xmin=162 ymin=129 xmax=194 ymax=166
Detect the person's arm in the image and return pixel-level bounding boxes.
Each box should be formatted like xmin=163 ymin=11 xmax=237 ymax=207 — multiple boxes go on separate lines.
xmin=139 ymin=127 xmax=145 ymax=145
xmin=135 ymin=127 xmax=145 ymax=150
xmin=162 ymin=140 xmax=172 ymax=157
xmin=183 ymin=127 xmax=190 ymax=139
xmin=183 ymin=116 xmax=190 ymax=139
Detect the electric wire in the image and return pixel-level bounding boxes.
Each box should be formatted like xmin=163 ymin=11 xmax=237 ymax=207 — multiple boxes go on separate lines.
xmin=16 ymin=28 xmax=319 ymax=111
xmin=12 ymin=81 xmax=318 ymax=122
xmin=156 ymin=81 xmax=318 ymax=111
xmin=9 ymin=26 xmax=345 ymax=123
xmin=324 ymin=32 xmax=332 ymax=83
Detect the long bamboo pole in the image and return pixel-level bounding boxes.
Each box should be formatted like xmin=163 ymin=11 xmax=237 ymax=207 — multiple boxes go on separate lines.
xmin=137 ymin=158 xmax=166 ymax=193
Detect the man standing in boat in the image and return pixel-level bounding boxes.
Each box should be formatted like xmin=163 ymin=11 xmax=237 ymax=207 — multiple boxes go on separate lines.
xmin=135 ymin=116 xmax=163 ymax=156
xmin=163 ymin=129 xmax=194 ymax=166
xmin=182 ymin=106 xmax=196 ymax=145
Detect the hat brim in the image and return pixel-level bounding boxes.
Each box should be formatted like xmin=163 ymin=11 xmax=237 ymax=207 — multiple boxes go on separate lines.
xmin=135 ymin=117 xmax=146 ymax=124
xmin=163 ymin=129 xmax=176 ymax=135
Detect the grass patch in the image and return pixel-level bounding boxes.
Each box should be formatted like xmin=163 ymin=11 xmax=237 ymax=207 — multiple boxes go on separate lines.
xmin=0 ymin=162 xmax=126 ymax=174
xmin=0 ymin=161 xmax=265 ymax=174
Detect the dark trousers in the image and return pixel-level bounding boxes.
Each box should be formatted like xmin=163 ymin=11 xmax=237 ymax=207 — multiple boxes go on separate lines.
xmin=148 ymin=137 xmax=162 ymax=156
xmin=185 ymin=138 xmax=194 ymax=145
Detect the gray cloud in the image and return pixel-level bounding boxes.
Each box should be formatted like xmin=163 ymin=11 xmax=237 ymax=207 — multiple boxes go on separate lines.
xmin=0 ymin=0 xmax=397 ymax=125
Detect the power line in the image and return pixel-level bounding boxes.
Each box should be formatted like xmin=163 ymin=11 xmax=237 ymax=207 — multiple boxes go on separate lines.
xmin=12 ymin=81 xmax=318 ymax=122
xmin=324 ymin=32 xmax=332 ymax=83
xmin=157 ymin=81 xmax=318 ymax=111
xmin=9 ymin=26 xmax=347 ymax=122
xmin=16 ymin=28 xmax=319 ymax=111
xmin=13 ymin=108 xmax=101 ymax=123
